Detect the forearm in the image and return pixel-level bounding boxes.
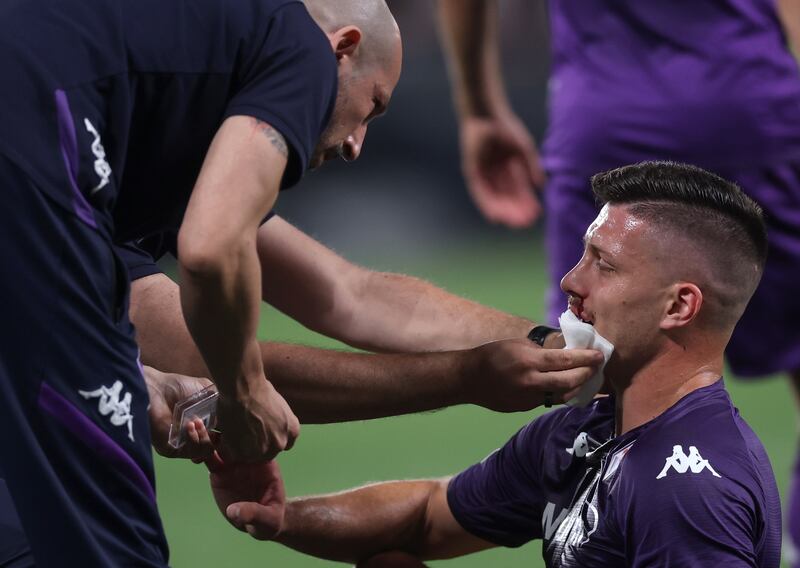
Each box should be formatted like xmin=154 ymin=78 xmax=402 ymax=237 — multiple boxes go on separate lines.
xmin=277 ymin=480 xmax=445 ymax=564
xmin=131 ymin=274 xmax=472 ymax=423
xmin=438 ymin=0 xmax=508 ymax=117
xmin=779 ymin=0 xmax=800 ymax=59
xmin=262 ymin=343 xmax=468 ymax=423
xmin=341 ymin=270 xmax=533 ymax=352
xmin=179 ymin=236 xmax=264 ymax=395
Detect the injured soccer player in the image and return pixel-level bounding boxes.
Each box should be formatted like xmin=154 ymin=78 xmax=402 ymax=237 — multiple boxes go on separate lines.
xmin=204 ymin=161 xmax=782 ymax=567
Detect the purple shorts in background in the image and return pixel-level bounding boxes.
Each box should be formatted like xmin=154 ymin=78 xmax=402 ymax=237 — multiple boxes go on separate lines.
xmin=544 ymin=162 xmax=800 ymax=378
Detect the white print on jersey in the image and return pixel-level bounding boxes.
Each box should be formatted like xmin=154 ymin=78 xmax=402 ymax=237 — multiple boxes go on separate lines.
xmin=656 ymin=445 xmax=721 ymax=479
xmin=542 ymin=502 xmax=569 ymax=540
xmin=566 ymin=432 xmax=589 ymax=458
xmin=79 ymin=380 xmax=134 ymax=442
xmin=83 ymin=118 xmax=112 ymax=193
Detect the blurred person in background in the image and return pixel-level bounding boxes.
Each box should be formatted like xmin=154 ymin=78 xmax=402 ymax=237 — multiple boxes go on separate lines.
xmin=205 ymin=162 xmax=781 ymax=568
xmin=439 ymin=0 xmax=800 ymax=560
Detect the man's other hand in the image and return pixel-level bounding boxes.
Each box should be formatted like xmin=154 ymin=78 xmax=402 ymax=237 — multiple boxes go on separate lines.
xmin=144 ymin=366 xmax=217 ymax=460
xmin=459 ymin=112 xmax=545 ymax=228
xmin=216 ymin=378 xmax=300 ymax=462
xmin=461 ymin=339 xmax=603 ymax=411
xmin=207 ymin=452 xmax=285 ymax=540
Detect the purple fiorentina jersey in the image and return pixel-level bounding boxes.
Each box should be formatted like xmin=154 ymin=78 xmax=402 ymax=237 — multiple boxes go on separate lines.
xmin=541 ymin=0 xmax=800 ymax=175
xmin=448 ymin=380 xmax=781 ymax=567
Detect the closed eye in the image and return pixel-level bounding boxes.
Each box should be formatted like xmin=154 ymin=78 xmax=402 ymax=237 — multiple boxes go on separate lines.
xmin=596 ymin=258 xmax=615 ymax=272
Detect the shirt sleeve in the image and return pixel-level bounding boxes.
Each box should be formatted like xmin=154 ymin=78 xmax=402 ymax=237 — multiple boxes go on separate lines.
xmin=225 ymin=1 xmax=337 ymax=189
xmin=115 ymin=241 xmax=163 ymax=282
xmin=118 ymin=211 xmax=275 ymax=282
xmin=447 ymin=415 xmax=556 ymax=548
xmin=620 ymin=452 xmax=762 ymax=567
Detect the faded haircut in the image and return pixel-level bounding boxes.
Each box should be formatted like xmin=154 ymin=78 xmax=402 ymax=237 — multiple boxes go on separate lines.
xmin=591 ymin=161 xmax=768 ymax=328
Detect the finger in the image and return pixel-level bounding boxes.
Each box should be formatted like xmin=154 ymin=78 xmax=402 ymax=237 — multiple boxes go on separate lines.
xmin=533 ymin=348 xmax=605 ymax=372
xmin=185 ymin=418 xmax=215 ymax=461
xmin=469 ymin=178 xmax=506 ymax=224
xmin=228 ymin=501 xmax=282 ymax=540
xmin=522 ymin=143 xmax=546 ymax=188
xmin=534 ymin=366 xmax=597 ymax=393
xmin=205 ymin=450 xmax=226 ymax=473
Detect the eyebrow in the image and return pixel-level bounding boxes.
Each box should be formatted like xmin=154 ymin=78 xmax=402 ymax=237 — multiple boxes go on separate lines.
xmin=583 ymin=235 xmax=613 ymax=258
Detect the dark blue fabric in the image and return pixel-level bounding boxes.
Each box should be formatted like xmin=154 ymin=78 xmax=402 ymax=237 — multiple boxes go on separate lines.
xmin=0 ymin=0 xmax=336 ymax=242
xmin=117 ymin=211 xmax=276 ymax=280
xmin=0 ymin=156 xmax=167 ymax=566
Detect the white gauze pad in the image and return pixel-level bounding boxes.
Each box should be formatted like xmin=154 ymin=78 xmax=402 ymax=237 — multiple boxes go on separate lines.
xmin=557 ymin=309 xmax=615 ymax=407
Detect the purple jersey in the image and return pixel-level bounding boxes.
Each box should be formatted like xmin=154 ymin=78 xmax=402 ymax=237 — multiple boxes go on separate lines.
xmin=541 ymin=0 xmax=800 ymax=175
xmin=448 ymin=380 xmax=781 ymax=567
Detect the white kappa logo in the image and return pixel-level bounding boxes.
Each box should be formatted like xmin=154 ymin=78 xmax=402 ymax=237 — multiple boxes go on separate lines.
xmin=656 ymin=445 xmax=721 ymax=479
xmin=566 ymin=432 xmax=590 ymax=458
xmin=83 ymin=118 xmax=112 ymax=193
xmin=79 ymin=380 xmax=135 ymax=441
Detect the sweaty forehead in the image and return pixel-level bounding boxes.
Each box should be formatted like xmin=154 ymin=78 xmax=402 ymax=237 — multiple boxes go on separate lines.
xmin=584 ymin=204 xmax=650 ymax=257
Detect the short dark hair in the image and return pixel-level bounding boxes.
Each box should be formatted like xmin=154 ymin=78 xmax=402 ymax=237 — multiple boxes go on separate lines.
xmin=591 ymin=161 xmax=768 ymax=328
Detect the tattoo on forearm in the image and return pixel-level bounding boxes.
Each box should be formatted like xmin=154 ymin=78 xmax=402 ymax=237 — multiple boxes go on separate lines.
xmin=252 ymin=118 xmax=288 ymax=158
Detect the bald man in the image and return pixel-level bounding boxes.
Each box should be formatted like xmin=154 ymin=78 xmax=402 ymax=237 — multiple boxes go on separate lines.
xmin=0 ymin=0 xmax=400 ymax=565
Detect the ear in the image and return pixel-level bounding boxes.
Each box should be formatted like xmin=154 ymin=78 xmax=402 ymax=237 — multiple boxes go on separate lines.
xmin=327 ymin=26 xmax=362 ymax=61
xmin=660 ymin=282 xmax=703 ymax=330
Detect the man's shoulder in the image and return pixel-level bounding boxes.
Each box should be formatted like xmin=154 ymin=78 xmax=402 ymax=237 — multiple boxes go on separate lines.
xmin=621 ymin=385 xmax=773 ymax=501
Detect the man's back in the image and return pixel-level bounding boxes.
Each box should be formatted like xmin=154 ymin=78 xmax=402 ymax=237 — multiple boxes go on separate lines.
xmin=0 ymin=0 xmax=336 ymax=237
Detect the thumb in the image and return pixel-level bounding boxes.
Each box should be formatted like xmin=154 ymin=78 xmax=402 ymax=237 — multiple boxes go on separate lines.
xmin=226 ymin=501 xmax=282 ymax=540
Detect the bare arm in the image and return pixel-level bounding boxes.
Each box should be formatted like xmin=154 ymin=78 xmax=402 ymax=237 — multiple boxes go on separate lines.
xmin=778 ymin=0 xmax=800 ymax=58
xmin=438 ymin=0 xmax=508 ymax=118
xmin=131 ymin=274 xmax=601 ymax=424
xmin=257 ymin=216 xmax=534 ymax=352
xmin=178 ymin=115 xmax=298 ymax=461
xmin=438 ymin=0 xmax=544 ymax=227
xmin=276 ymin=478 xmax=493 ymax=563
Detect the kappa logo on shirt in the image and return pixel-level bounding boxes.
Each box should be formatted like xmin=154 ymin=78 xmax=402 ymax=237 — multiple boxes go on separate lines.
xmin=83 ymin=118 xmax=112 ymax=193
xmin=656 ymin=445 xmax=721 ymax=480
xmin=79 ymin=380 xmax=135 ymax=442
xmin=566 ymin=432 xmax=590 ymax=458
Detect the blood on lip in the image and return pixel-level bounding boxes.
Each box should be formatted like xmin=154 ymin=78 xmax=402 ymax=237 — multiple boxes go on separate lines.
xmin=568 ymin=296 xmax=593 ymax=325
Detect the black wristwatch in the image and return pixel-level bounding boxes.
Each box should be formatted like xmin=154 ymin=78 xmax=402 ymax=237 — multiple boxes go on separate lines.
xmin=527 ymin=325 xmax=559 ymax=347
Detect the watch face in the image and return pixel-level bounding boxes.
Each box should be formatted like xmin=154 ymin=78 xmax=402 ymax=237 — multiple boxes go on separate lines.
xmin=528 ymin=325 xmax=558 ymax=347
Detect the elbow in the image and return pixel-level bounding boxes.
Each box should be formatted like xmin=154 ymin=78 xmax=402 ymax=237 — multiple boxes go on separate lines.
xmin=177 ymin=229 xmax=249 ymax=279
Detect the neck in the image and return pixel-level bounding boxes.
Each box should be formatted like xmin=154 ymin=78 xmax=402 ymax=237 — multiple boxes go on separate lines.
xmin=611 ymin=346 xmax=723 ymax=436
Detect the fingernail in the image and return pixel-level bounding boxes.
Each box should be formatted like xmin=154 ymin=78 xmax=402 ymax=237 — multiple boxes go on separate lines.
xmin=228 ymin=505 xmax=240 ymax=523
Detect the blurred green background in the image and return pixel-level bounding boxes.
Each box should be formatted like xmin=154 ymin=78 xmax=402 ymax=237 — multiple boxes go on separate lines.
xmin=154 ymin=237 xmax=796 ymax=568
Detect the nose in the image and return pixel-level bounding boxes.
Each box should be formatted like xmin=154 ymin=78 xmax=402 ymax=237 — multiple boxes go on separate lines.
xmin=341 ymin=125 xmax=368 ymax=162
xmin=560 ymin=255 xmax=587 ymax=297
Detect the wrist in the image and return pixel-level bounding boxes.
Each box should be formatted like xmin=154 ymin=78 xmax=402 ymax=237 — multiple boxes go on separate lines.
xmin=456 ymin=346 xmax=485 ymax=406
xmin=527 ymin=325 xmax=560 ymax=347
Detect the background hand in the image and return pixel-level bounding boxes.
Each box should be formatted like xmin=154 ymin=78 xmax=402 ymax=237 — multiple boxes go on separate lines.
xmin=207 ymin=453 xmax=286 ymax=540
xmin=459 ymin=112 xmax=545 ymax=228
xmin=462 ymin=339 xmax=603 ymax=411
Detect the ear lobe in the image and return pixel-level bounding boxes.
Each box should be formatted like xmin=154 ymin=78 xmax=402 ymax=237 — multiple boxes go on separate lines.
xmin=661 ymin=283 xmax=703 ymax=330
xmin=329 ymin=26 xmax=362 ymax=60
